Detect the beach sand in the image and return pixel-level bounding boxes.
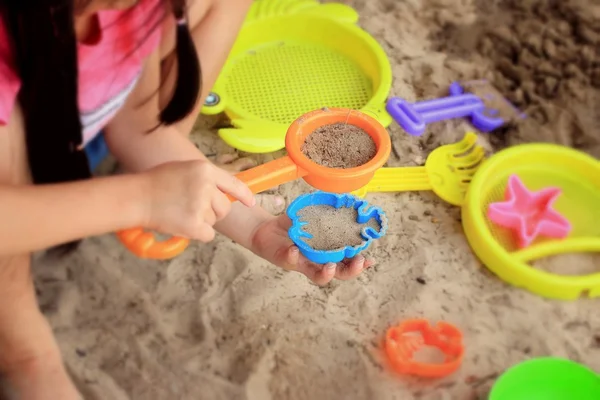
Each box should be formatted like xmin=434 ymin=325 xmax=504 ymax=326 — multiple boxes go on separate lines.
xmin=34 ymin=0 xmax=600 ymax=399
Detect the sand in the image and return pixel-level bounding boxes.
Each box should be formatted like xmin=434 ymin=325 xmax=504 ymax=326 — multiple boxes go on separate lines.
xmin=32 ymin=0 xmax=599 ymax=399
xmin=439 ymin=0 xmax=600 ymax=155
xmin=297 ymin=205 xmax=382 ymax=251
xmin=301 ymin=123 xmax=377 ymax=169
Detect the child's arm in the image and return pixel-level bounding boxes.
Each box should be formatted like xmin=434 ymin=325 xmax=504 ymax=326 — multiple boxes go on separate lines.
xmin=105 ymin=49 xmax=268 ymax=249
xmin=106 ymin=49 xmax=370 ymax=284
xmin=0 ymin=104 xmax=252 ymax=255
xmin=106 ymin=121 xmax=269 ymax=249
xmin=0 ymin=148 xmax=251 ymax=255
xmin=0 ymin=173 xmax=147 ymax=255
xmin=158 ymin=0 xmax=253 ymax=136
xmin=0 ymin=110 xmax=148 ymax=254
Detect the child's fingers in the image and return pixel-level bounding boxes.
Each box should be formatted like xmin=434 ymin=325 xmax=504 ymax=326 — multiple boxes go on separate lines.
xmin=364 ymin=257 xmax=376 ymax=269
xmin=334 ymin=256 xmax=366 ymax=280
xmin=287 ymin=247 xmax=369 ymax=285
xmin=289 ymin=248 xmax=336 ymax=285
xmin=285 ymin=245 xmax=301 ymax=267
xmin=215 ymin=169 xmax=255 ymax=207
xmin=309 ymin=263 xmax=337 ymax=286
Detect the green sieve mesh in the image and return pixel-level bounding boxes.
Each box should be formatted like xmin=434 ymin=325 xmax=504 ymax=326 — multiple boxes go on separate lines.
xmin=224 ymin=42 xmax=373 ymax=124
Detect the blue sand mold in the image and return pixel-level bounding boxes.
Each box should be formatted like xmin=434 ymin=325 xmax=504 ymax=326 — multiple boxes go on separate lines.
xmin=286 ymin=191 xmax=388 ymax=264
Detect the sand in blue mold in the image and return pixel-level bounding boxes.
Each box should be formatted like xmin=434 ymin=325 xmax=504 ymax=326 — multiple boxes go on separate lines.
xmin=297 ymin=205 xmax=381 ymax=251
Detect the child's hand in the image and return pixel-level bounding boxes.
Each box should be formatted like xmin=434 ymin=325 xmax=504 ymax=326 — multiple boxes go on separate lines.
xmin=251 ymin=215 xmax=374 ymax=285
xmin=143 ymin=160 xmax=255 ymax=242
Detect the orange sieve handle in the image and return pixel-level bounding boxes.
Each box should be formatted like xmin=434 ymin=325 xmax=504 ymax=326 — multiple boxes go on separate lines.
xmin=116 ymin=228 xmax=190 ymax=260
xmin=117 ymin=156 xmax=303 ymax=260
xmin=225 ymin=155 xmax=303 ymax=201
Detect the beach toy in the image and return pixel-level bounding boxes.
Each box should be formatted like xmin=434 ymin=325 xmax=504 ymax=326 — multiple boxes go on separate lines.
xmin=488 ymin=175 xmax=572 ymax=248
xmin=462 ymin=143 xmax=600 ymax=300
xmin=201 ymin=0 xmax=393 ymax=153
xmin=286 ymin=191 xmax=388 ymax=263
xmin=385 ymin=81 xmax=523 ymax=136
xmin=384 ymin=319 xmax=464 ymax=378
xmin=386 ymin=95 xmax=485 ymax=136
xmin=117 ymin=108 xmax=391 ymax=259
xmin=449 ymin=80 xmax=526 ymax=132
xmin=352 ymin=132 xmax=484 ymax=206
xmin=489 ymin=357 xmax=600 ymax=400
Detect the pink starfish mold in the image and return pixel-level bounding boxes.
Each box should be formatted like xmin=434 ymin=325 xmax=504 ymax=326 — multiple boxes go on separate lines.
xmin=487 ymin=175 xmax=572 ymax=248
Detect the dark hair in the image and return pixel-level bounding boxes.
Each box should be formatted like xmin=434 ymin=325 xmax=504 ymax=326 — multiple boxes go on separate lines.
xmin=0 ymin=0 xmax=200 ymax=184
xmin=0 ymin=0 xmax=200 ymax=248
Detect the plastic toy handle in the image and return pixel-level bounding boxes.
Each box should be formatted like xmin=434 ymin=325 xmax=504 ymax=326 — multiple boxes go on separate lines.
xmin=225 ymin=155 xmax=303 ymax=201
xmin=386 ymin=98 xmax=425 ymax=136
xmin=513 ymin=237 xmax=600 ymax=263
xmin=116 ymin=229 xmax=190 ymax=260
xmin=449 ymin=81 xmax=515 ymax=132
xmin=352 ymin=166 xmax=432 ymax=197
xmin=386 ymin=95 xmax=484 ymax=136
xmin=117 ymin=156 xmax=303 ymax=260
xmin=413 ymin=94 xmax=483 ymax=122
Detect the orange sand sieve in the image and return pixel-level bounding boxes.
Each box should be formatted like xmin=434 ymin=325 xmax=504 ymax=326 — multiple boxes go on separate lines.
xmin=117 ymin=108 xmax=391 ymax=260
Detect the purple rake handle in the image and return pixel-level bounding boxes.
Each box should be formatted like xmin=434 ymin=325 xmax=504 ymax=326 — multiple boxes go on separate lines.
xmin=448 ymin=81 xmax=523 ymax=132
xmin=386 ymin=94 xmax=485 ymax=136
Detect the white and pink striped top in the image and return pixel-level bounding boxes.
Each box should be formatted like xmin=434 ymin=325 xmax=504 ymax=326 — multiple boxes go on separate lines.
xmin=0 ymin=0 xmax=163 ymax=145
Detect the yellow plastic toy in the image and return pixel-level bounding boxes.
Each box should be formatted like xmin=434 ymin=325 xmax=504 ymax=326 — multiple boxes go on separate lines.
xmin=352 ymin=132 xmax=485 ymax=206
xmin=462 ymin=143 xmax=600 ymax=300
xmin=201 ymin=0 xmax=393 ymax=153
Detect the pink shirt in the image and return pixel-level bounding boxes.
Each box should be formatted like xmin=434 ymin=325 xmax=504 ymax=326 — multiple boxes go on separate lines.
xmin=0 ymin=0 xmax=163 ymax=145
